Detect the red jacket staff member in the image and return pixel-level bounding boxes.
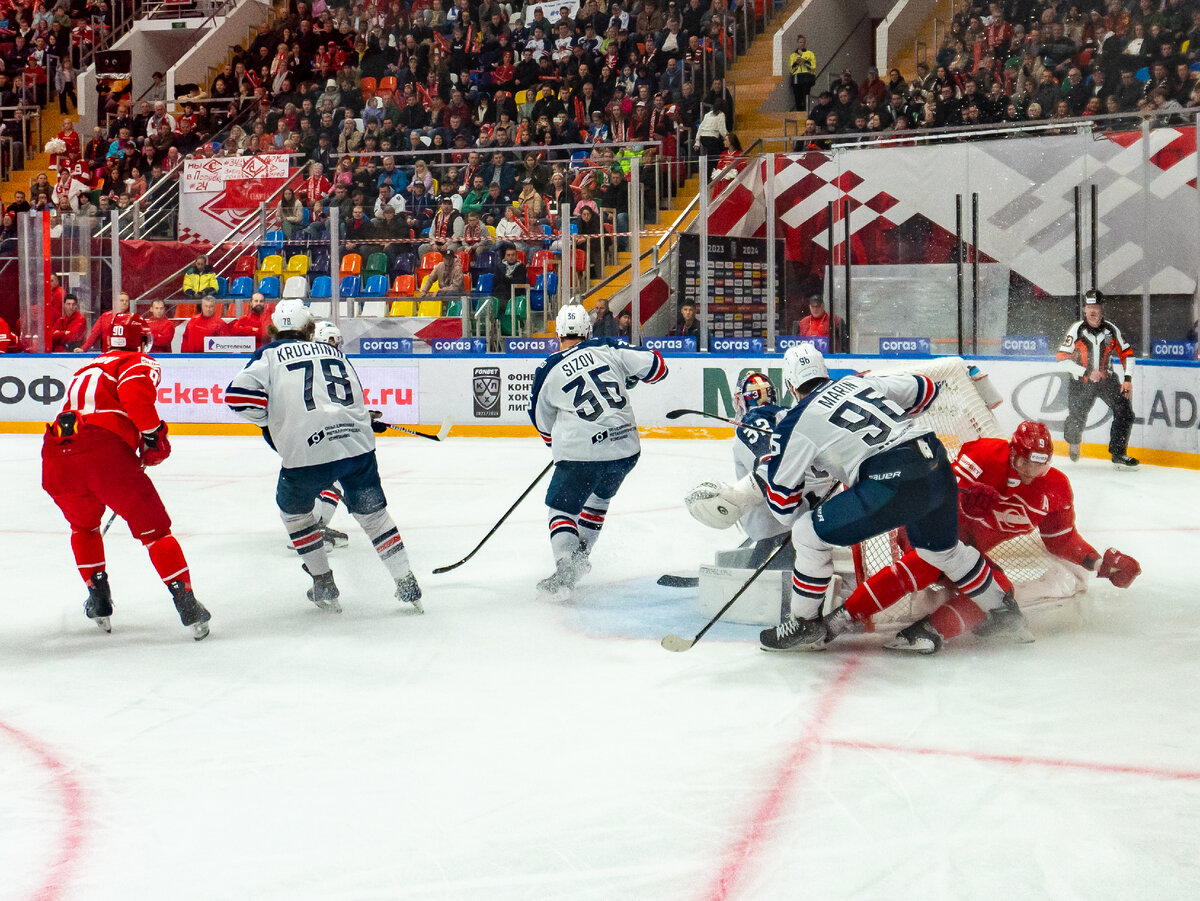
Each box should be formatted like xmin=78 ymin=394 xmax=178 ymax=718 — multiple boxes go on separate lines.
xmin=41 ymin=313 xmax=211 ymax=639
xmin=228 ymin=293 xmax=274 ymax=347
xmin=47 ymin=293 xmax=88 ymax=351
xmin=180 ymin=297 xmax=231 ymax=353
xmin=145 ymin=299 xmax=177 ymax=353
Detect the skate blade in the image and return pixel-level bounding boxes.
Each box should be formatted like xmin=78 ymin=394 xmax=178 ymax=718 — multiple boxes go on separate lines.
xmin=883 ymin=638 xmax=939 ymax=655
xmin=189 ymin=621 xmax=210 ymax=641
xmin=400 ymin=597 xmax=424 ymax=614
xmin=309 ymin=596 xmax=343 ymax=613
xmin=537 ymin=585 xmax=573 ymax=603
xmin=760 ymin=642 xmax=827 ymax=653
xmin=1112 ymin=464 xmax=1139 ymax=472
xmin=92 ymin=616 xmax=112 ymax=634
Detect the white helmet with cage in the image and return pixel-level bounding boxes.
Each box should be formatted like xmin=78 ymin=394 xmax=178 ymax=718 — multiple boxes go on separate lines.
xmin=271 ymin=298 xmax=315 ymax=333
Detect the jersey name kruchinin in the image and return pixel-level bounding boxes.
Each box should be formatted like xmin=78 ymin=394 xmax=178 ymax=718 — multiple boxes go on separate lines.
xmin=226 ymin=339 xmax=375 ymax=469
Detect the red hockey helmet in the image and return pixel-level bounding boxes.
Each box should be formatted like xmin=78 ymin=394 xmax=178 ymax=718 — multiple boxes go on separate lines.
xmin=1011 ymin=420 xmax=1053 ymax=466
xmin=106 ymin=313 xmax=150 ymax=352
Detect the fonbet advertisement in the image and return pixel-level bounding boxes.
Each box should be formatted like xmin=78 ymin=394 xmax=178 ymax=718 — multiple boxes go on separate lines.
xmin=2 ymin=355 xmax=1197 ymax=464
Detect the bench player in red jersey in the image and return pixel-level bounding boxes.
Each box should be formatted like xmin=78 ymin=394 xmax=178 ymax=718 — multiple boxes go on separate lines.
xmin=823 ymin=421 xmax=1141 ymax=653
xmin=41 ymin=313 xmax=211 ymax=639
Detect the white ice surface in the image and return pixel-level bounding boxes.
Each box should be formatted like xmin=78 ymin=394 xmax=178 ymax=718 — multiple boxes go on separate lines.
xmin=1 ymin=433 xmax=1198 ymax=901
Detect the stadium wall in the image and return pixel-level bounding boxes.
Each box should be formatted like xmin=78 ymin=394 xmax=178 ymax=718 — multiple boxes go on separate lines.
xmin=1 ymin=354 xmax=1198 ymax=468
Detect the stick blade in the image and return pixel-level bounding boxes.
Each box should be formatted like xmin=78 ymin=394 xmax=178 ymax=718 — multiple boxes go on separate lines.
xmin=660 ymin=633 xmax=696 ymax=652
xmin=436 ymin=416 xmax=453 ymax=441
xmin=664 ymin=409 xmax=689 ymax=420
xmin=431 ymin=563 xmax=461 ymax=575
xmin=657 ymin=574 xmax=700 ymax=588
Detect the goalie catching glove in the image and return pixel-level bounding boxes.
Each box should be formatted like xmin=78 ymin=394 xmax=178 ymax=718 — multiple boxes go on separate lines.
xmin=685 ymin=474 xmax=763 ymax=530
xmin=1097 ymin=548 xmax=1140 ymax=588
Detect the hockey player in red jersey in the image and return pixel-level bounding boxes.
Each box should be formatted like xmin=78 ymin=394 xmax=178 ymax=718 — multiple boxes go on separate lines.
xmin=825 ymin=421 xmax=1140 ymax=653
xmin=41 ymin=313 xmax=212 ymax=639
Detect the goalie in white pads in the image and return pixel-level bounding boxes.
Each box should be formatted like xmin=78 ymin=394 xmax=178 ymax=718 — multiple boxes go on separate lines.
xmin=746 ymin=344 xmax=1022 ymax=651
xmin=226 ymin=300 xmax=423 ymax=614
xmin=528 ymin=304 xmax=668 ymax=600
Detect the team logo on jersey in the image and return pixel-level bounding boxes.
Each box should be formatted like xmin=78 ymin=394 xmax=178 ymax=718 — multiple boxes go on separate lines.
xmin=472 ymin=367 xmax=500 ymax=418
xmin=307 ymin=429 xmax=326 ymax=447
xmin=591 ymin=429 xmax=609 ymax=445
xmin=1012 ymin=372 xmax=1112 ymax=431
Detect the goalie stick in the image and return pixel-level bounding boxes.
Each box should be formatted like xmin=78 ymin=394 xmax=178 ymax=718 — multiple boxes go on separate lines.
xmin=660 ymin=537 xmax=793 ymax=652
xmin=371 ymin=412 xmax=454 ymax=442
xmin=433 ymin=461 xmax=554 ymax=574
xmin=657 ymin=574 xmax=700 ymax=588
xmin=666 ymin=408 xmax=771 ymax=432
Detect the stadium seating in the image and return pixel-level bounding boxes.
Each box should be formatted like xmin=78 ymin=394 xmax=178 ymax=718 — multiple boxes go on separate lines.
xmin=283 ymin=276 xmax=309 ymax=299
xmin=310 ymin=276 xmax=332 ymax=299
xmin=258 ymin=276 xmax=281 ymax=299
xmin=229 ymin=276 xmax=254 ymax=298
xmin=339 ymin=276 xmax=361 ymax=297
xmin=362 ymin=275 xmax=389 ymax=297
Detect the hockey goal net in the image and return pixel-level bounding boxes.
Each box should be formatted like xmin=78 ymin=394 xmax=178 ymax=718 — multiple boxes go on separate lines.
xmin=850 ymin=357 xmax=1088 ymax=630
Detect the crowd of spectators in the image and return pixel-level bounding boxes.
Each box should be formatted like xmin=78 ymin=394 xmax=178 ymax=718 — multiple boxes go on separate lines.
xmin=799 ymin=0 xmax=1200 ymax=145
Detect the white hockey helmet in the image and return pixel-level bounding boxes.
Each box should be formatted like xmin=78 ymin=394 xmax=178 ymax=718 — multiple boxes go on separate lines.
xmin=272 ymin=298 xmax=314 ymax=333
xmin=556 ymin=303 xmax=592 ymax=338
xmin=313 ymin=320 xmax=343 ymax=347
xmin=782 ymin=342 xmax=829 ymax=396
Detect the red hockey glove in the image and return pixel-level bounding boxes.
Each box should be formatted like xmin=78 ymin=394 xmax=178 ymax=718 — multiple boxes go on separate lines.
xmin=1097 ymin=548 xmax=1140 ymax=588
xmin=959 ymin=482 xmax=1000 ymax=518
xmin=140 ymin=422 xmax=171 ymax=467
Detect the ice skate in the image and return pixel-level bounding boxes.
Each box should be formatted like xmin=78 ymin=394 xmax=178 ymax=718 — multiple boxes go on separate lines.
xmin=168 ymin=580 xmax=211 ymax=640
xmin=1068 ymin=443 xmax=1080 ymax=462
xmin=572 ymin=544 xmax=592 ymax=581
xmin=537 ymin=556 xmax=580 ymax=602
xmin=972 ymin=591 xmax=1034 ymax=643
xmin=823 ymin=605 xmax=865 ymax=641
xmin=883 ymin=619 xmax=943 ymax=655
xmin=322 ymin=526 xmax=349 ymax=549
xmin=395 ymin=571 xmax=424 ymax=614
xmin=759 ymin=615 xmax=828 ymax=652
xmin=1111 ymin=453 xmax=1139 ymax=471
xmin=303 ymin=566 xmax=342 ymax=613
xmin=84 ymin=571 xmax=113 ymax=634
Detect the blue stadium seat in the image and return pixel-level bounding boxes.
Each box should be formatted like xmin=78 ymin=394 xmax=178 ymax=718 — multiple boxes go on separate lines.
xmin=229 ymin=276 xmax=254 ymax=298
xmin=471 ymin=272 xmax=493 ymax=295
xmin=310 ymin=276 xmax=332 ymax=299
xmin=362 ymin=274 xmax=388 ymax=297
xmin=339 ymin=275 xmax=362 ymax=297
xmin=258 ymin=276 xmax=281 ymax=299
xmin=215 ymin=276 xmax=228 ymax=298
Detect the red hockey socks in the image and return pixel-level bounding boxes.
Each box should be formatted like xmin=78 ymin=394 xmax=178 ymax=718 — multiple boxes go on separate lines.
xmin=143 ymin=533 xmax=191 ymax=587
xmin=845 ymin=552 xmax=940 ymax=622
xmin=70 ymin=528 xmax=106 ymax=584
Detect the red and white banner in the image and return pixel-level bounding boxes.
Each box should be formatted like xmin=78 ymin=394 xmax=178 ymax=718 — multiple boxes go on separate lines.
xmin=179 ymin=156 xmax=292 ymax=244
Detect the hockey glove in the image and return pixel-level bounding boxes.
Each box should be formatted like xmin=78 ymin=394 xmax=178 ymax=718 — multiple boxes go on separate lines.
xmin=140 ymin=422 xmax=171 ymax=467
xmin=684 ymin=475 xmax=763 ymax=530
xmin=959 ymin=482 xmax=1000 ymax=518
xmin=1097 ymin=548 xmax=1140 ymax=588
xmin=625 ymin=375 xmax=640 ymax=390
xmin=368 ymin=409 xmax=389 ymax=434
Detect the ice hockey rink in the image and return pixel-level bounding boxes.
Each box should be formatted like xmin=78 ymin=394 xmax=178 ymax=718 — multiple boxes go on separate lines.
xmin=1 ymin=432 xmax=1197 ymax=901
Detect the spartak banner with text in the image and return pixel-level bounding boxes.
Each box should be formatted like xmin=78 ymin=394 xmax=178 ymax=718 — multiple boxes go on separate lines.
xmin=178 ymin=156 xmax=292 ymax=244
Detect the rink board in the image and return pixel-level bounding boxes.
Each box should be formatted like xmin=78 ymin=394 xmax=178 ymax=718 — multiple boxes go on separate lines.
xmin=1 ymin=354 xmax=1198 ymax=468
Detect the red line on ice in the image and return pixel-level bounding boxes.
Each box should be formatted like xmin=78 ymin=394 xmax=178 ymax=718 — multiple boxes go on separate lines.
xmin=0 ymin=720 xmax=86 ymax=901
xmin=826 ymin=738 xmax=1200 ymax=782
xmin=702 ymin=655 xmax=863 ymax=901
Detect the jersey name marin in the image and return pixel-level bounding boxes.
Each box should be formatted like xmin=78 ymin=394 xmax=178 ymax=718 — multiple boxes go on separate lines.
xmin=226 ymin=339 xmax=375 ymax=469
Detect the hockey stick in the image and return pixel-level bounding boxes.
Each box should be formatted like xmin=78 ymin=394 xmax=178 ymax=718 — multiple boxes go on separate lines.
xmin=661 ymin=537 xmax=793 ymax=652
xmin=665 ymin=408 xmax=771 ymax=433
xmin=432 ymin=460 xmax=554 ymax=574
xmin=101 ymin=510 xmax=118 ymax=536
xmin=373 ymin=413 xmax=454 ymax=441
xmin=657 ymin=574 xmax=700 ymax=588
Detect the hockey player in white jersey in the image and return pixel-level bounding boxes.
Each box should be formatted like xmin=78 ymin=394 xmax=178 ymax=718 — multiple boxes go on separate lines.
xmin=700 ymin=344 xmax=1022 ymax=651
xmin=226 ymin=300 xmax=422 ymax=614
xmin=308 ymin=320 xmax=350 ymax=549
xmin=529 ymin=304 xmax=668 ymax=600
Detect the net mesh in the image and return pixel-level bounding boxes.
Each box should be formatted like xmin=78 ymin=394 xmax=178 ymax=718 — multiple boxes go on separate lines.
xmin=850 ymin=357 xmax=1087 ymax=629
